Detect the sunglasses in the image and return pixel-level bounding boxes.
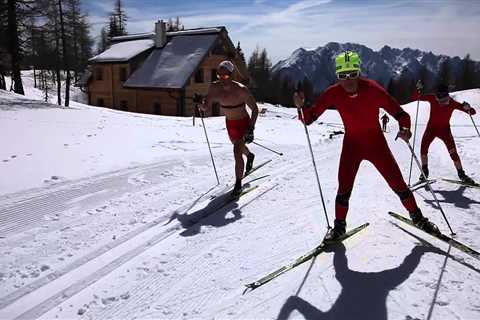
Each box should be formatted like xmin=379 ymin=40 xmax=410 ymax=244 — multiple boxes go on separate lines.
xmin=337 ymin=70 xmax=360 ymax=80
xmin=218 ymin=73 xmax=231 ymax=80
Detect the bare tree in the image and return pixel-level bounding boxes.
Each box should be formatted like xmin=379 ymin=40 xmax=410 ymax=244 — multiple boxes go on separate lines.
xmin=7 ymin=0 xmax=25 ymax=94
xmin=58 ymin=0 xmax=71 ymax=106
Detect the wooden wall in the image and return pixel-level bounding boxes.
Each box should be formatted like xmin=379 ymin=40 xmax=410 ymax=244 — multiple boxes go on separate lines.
xmin=88 ymin=38 xmax=249 ymax=117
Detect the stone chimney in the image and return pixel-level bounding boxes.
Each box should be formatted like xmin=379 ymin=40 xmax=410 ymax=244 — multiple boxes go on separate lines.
xmin=155 ymin=20 xmax=166 ymax=48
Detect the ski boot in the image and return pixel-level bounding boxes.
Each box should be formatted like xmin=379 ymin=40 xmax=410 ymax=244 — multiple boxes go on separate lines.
xmin=418 ymin=165 xmax=429 ymax=182
xmin=457 ymin=169 xmax=476 ymax=185
xmin=246 ymin=153 xmax=255 ymax=174
xmin=324 ymin=219 xmax=346 ymax=243
xmin=409 ymin=209 xmax=440 ymax=235
xmin=231 ymin=179 xmax=242 ymax=197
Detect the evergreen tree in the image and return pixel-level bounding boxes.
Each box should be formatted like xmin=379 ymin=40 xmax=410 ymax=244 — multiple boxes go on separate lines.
xmin=387 ymin=78 xmax=396 ymax=98
xmin=98 ymin=27 xmax=108 ymax=53
xmin=0 ymin=0 xmax=10 ymax=89
xmin=458 ymin=54 xmax=476 ymax=90
xmin=417 ymin=64 xmax=431 ymax=93
xmin=236 ymin=41 xmax=246 ymax=64
xmin=268 ymin=73 xmax=282 ymax=105
xmin=437 ymin=58 xmax=451 ymax=88
xmin=7 ymin=0 xmax=26 ymax=94
xmin=57 ymin=0 xmax=71 ymax=106
xmin=247 ymin=46 xmax=272 ymax=102
xmin=302 ymin=77 xmax=314 ymax=105
xmin=77 ymin=15 xmax=93 ymax=74
xmin=280 ymin=78 xmax=294 ymax=107
xmin=112 ymin=0 xmax=127 ymax=36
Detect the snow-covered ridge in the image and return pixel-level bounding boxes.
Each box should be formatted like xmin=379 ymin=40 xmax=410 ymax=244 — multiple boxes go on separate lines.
xmin=273 ymin=42 xmax=480 ymax=93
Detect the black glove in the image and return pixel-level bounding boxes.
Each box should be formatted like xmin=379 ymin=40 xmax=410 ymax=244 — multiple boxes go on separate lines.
xmin=462 ymin=102 xmax=477 ymax=115
xmin=244 ymin=126 xmax=254 ymax=144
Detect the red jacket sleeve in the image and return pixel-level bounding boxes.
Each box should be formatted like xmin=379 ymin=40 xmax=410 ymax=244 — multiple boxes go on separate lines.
xmin=299 ymin=87 xmax=336 ymax=125
xmin=377 ymin=83 xmax=411 ymax=129
xmin=452 ymin=99 xmax=476 ymax=115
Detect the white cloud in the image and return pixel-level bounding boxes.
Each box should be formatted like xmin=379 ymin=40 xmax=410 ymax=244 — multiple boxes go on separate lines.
xmin=89 ymin=0 xmax=480 ymax=62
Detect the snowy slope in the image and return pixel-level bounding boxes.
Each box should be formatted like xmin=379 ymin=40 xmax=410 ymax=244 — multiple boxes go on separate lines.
xmin=0 ymin=77 xmax=479 ymax=320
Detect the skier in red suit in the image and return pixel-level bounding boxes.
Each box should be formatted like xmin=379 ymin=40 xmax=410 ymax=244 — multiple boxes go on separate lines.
xmin=294 ymin=51 xmax=439 ymax=241
xmin=412 ymin=82 xmax=476 ymax=184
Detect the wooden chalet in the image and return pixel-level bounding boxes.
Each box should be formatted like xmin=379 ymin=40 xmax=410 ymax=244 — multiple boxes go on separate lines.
xmin=85 ymin=21 xmax=249 ymax=117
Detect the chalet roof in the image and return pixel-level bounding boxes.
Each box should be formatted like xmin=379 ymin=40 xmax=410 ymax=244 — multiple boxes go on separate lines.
xmin=123 ymin=33 xmax=219 ymax=89
xmin=89 ymin=39 xmax=154 ymax=63
xmin=87 ymin=26 xmax=241 ymax=89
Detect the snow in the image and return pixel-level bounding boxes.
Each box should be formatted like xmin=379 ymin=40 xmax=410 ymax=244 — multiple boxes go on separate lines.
xmin=111 ymin=32 xmax=155 ymax=42
xmin=124 ymin=34 xmax=218 ymax=89
xmin=89 ymin=39 xmax=154 ymax=62
xmin=0 ymin=73 xmax=479 ymax=319
xmin=165 ymin=28 xmax=223 ymax=36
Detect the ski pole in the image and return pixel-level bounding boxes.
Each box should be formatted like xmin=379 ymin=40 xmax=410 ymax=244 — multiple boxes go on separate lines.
xmin=197 ymin=105 xmax=220 ymax=185
xmin=400 ymin=137 xmax=455 ymax=235
xmin=252 ymin=141 xmax=283 ymax=156
xmin=298 ymin=107 xmax=331 ymax=229
xmin=408 ymin=96 xmax=421 ymax=186
xmin=470 ymin=114 xmax=480 ymax=138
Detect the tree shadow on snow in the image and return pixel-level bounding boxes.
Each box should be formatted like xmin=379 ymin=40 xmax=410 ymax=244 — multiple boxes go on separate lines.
xmin=423 ymin=186 xmax=480 ymax=210
xmin=277 ymin=242 xmax=444 ymax=320
xmin=168 ymin=184 xmax=251 ymax=237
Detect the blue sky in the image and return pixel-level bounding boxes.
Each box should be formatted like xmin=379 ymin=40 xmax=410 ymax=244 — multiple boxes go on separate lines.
xmin=83 ymin=0 xmax=480 ymax=63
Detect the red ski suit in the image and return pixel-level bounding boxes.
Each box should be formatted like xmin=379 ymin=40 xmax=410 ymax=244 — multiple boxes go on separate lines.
xmin=411 ymin=91 xmax=476 ymax=162
xmin=302 ymin=78 xmax=418 ymax=220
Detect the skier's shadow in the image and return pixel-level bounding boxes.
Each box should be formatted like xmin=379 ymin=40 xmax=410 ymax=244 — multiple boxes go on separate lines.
xmin=423 ymin=186 xmax=480 ymax=210
xmin=168 ymin=184 xmax=249 ymax=237
xmin=277 ymin=243 xmax=444 ymax=320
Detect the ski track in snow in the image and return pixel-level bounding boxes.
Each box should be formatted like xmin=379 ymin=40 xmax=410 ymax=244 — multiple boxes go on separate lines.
xmin=1 ymin=81 xmax=480 ymax=319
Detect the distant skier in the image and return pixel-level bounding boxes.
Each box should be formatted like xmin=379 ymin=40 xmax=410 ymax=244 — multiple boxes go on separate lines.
xmin=294 ymin=51 xmax=439 ymax=241
xmin=381 ymin=114 xmax=390 ymax=132
xmin=200 ymin=60 xmax=259 ymax=196
xmin=413 ymin=81 xmax=477 ymax=184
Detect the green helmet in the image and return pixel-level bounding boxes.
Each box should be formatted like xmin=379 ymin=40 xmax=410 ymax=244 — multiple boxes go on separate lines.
xmin=335 ymin=51 xmax=361 ymax=74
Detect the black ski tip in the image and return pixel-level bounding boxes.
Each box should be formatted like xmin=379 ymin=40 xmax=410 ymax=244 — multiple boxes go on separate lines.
xmin=243 ymin=283 xmax=258 ymax=294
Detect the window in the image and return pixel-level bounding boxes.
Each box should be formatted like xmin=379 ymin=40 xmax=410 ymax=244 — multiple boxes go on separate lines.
xmin=154 ymin=103 xmax=161 ymax=115
xmin=120 ymin=100 xmax=128 ymax=111
xmin=195 ymin=68 xmax=204 ymax=83
xmin=211 ymin=69 xmax=217 ymax=82
xmin=97 ymin=98 xmax=104 ymax=107
xmin=120 ymin=67 xmax=127 ymax=82
xmin=95 ymin=68 xmax=103 ymax=81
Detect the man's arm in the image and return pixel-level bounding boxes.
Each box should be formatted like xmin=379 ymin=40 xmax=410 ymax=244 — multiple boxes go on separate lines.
xmin=375 ymin=83 xmax=412 ymax=141
xmin=295 ymin=88 xmax=335 ymax=125
xmin=243 ymin=86 xmax=259 ymax=128
xmin=199 ymin=84 xmax=216 ymax=112
xmin=379 ymin=87 xmax=411 ymax=130
xmin=453 ymin=99 xmax=477 ymax=115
